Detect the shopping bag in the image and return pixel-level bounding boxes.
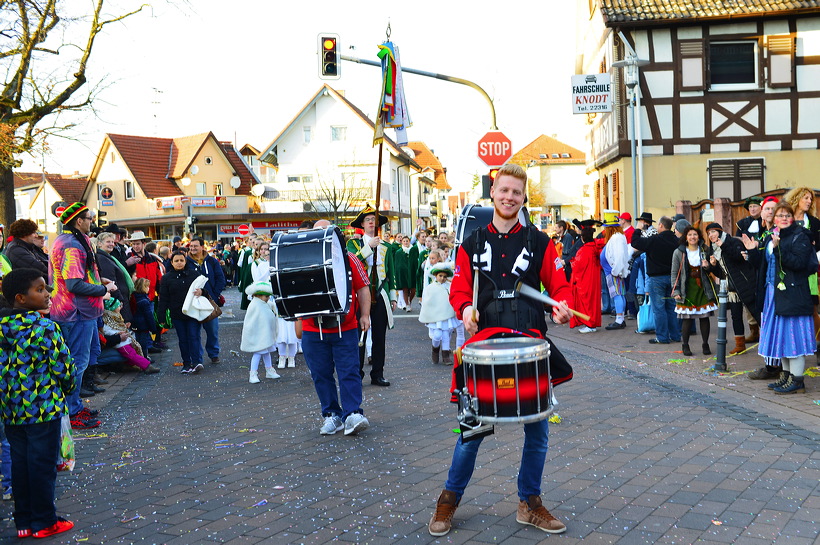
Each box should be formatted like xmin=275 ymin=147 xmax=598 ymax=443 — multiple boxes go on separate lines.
xmin=56 ymin=415 xmax=75 ymax=472
xmin=637 ymin=296 xmax=655 ymax=333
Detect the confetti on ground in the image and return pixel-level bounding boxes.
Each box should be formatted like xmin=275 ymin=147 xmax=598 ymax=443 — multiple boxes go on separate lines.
xmin=238 ymin=428 xmax=261 ymax=433
xmin=74 ymin=432 xmax=108 ymax=440
xmin=668 ymin=359 xmax=688 ymax=364
xmin=120 ymin=515 xmax=144 ymax=523
xmin=172 ymin=362 xmax=183 ymax=367
xmin=249 ymin=499 xmax=268 ymax=507
xmin=273 ymin=486 xmax=285 ymax=489
xmin=452 ymin=428 xmax=460 ymax=433
xmin=805 ymin=367 xmax=820 ymax=377
xmin=813 ymin=400 xmax=820 ymax=405
xmin=548 ymin=413 xmax=562 ymax=424
xmin=712 ymin=520 xmax=723 ymax=525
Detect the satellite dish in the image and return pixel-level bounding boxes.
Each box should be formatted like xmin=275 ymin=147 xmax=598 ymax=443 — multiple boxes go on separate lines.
xmin=250 ymin=184 xmax=265 ymax=197
xmin=190 ymin=165 xmax=199 ymax=176
xmin=181 ymin=177 xmax=191 ymax=186
xmin=230 ymin=176 xmax=241 ymax=188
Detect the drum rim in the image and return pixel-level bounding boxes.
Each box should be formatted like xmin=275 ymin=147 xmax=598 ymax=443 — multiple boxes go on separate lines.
xmin=461 ymin=337 xmax=550 ymax=362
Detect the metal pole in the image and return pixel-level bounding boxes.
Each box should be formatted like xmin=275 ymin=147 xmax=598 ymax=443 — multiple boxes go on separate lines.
xmin=714 ymin=279 xmax=729 ymax=371
xmin=341 ymin=54 xmax=498 ymax=129
xmin=628 ymin=88 xmax=638 ymax=217
xmin=635 ymin=74 xmax=645 ymax=213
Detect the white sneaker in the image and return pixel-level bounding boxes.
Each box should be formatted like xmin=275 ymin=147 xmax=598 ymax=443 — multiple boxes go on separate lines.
xmin=578 ymin=326 xmax=597 ymax=334
xmin=287 ymin=357 xmax=295 ymax=368
xmin=344 ymin=413 xmax=370 ymax=436
xmin=265 ymin=368 xmax=280 ymax=379
xmin=277 ymin=356 xmax=286 ymax=369
xmin=249 ymin=371 xmax=260 ymax=384
xmin=320 ymin=415 xmax=344 ymax=435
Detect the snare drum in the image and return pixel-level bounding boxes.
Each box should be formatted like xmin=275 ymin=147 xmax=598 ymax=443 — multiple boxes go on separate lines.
xmin=270 ymin=226 xmax=352 ymax=318
xmin=460 ymin=337 xmax=552 ymax=424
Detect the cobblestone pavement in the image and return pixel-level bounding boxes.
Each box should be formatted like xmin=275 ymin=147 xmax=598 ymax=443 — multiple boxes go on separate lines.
xmin=2 ymin=291 xmax=818 ymax=544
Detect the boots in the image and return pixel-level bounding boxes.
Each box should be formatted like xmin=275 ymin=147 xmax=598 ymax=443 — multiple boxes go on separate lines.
xmin=249 ymin=371 xmax=260 ymax=384
xmin=702 ymin=343 xmax=711 ymax=355
xmin=431 ymin=346 xmax=440 ymax=364
xmin=428 ymin=490 xmax=459 ymax=537
xmin=745 ymin=324 xmax=760 ymax=343
xmin=287 ymin=357 xmax=295 ymax=368
xmin=749 ymin=365 xmax=780 ymax=380
xmin=442 ymin=350 xmax=452 ymax=364
xmin=682 ymin=343 xmax=692 ymax=356
xmin=277 ymin=356 xmax=286 ymax=369
xmin=729 ymin=336 xmax=746 ymax=355
xmin=773 ymin=375 xmax=805 ymax=394
xmin=767 ymin=371 xmax=791 ymax=390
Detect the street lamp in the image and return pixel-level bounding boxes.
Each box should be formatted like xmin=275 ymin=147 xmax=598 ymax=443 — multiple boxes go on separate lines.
xmin=612 ymin=35 xmax=649 ymax=215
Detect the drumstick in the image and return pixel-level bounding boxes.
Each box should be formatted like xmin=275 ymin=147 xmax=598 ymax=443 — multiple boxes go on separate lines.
xmin=472 ymin=264 xmax=479 ymax=323
xmin=517 ymin=283 xmax=591 ymax=322
xmin=359 ymin=329 xmax=366 ymax=347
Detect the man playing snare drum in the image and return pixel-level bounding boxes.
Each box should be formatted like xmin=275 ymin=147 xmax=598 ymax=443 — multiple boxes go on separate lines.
xmin=428 ymin=163 xmax=574 ymax=536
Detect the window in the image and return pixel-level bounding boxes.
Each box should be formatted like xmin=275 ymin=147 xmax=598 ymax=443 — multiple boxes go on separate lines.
xmin=287 ymin=176 xmax=300 ymax=184
xmin=205 ymin=156 xmax=213 ymax=165
xmin=709 ymin=41 xmax=759 ymax=91
xmin=214 ymin=183 xmax=223 ymax=196
xmin=709 ymin=158 xmax=764 ymax=201
xmin=287 ymin=175 xmax=312 ymax=184
xmin=303 ymin=126 xmax=312 ymax=144
xmin=196 ymin=182 xmax=206 ymax=196
xmin=124 ymin=180 xmax=135 ymax=200
xmin=331 ymin=126 xmax=347 ymax=141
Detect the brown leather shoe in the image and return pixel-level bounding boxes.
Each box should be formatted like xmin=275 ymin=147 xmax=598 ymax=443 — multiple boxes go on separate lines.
xmin=432 ymin=346 xmax=440 ymax=364
xmin=748 ymin=366 xmax=780 ymax=380
xmin=728 ymin=336 xmax=746 ymax=355
xmin=516 ymin=495 xmax=566 ymax=534
xmin=428 ymin=490 xmax=459 ymax=536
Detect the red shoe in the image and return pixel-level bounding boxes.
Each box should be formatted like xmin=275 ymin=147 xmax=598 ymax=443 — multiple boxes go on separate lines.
xmin=70 ymin=416 xmax=101 ymax=430
xmin=17 ymin=528 xmax=31 ymax=538
xmin=32 ymin=518 xmax=74 ymax=538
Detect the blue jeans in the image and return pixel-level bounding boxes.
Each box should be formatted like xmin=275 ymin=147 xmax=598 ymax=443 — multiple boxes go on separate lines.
xmin=56 ymin=319 xmax=99 ymax=415
xmin=445 ymin=419 xmax=549 ymax=501
xmin=202 ymin=317 xmax=220 ymax=359
xmin=5 ymin=419 xmax=61 ymax=532
xmin=97 ymin=348 xmax=126 ymax=366
xmin=175 ymin=318 xmax=202 ymax=365
xmin=648 ymin=275 xmax=680 ymax=342
xmin=302 ymin=329 xmax=363 ymax=420
xmin=135 ymin=330 xmax=153 ymax=352
xmin=0 ymin=424 xmax=11 ymax=491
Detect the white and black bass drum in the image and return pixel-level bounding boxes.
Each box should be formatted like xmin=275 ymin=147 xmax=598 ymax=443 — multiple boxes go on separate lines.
xmin=269 ymin=226 xmax=352 ymax=319
xmin=455 ymin=204 xmax=532 ymax=247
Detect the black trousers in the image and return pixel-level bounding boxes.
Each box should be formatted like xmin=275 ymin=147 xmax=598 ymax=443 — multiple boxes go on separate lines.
xmin=360 ymin=298 xmax=388 ymax=380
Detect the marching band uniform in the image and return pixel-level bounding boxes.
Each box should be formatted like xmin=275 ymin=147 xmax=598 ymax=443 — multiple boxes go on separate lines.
xmin=347 ymin=205 xmax=396 ymax=387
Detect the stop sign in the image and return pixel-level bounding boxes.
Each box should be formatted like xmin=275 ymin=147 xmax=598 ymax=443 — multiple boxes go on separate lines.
xmin=237 ymin=224 xmax=252 ymax=236
xmin=477 ymin=131 xmax=512 ymax=166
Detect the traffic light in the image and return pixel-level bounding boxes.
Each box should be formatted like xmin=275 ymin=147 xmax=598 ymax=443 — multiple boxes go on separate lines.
xmin=318 ymin=34 xmax=340 ymax=79
xmin=430 ymin=200 xmax=438 ymax=217
xmin=96 ymin=208 xmax=107 ymax=229
xmin=489 ymin=168 xmax=500 ymax=182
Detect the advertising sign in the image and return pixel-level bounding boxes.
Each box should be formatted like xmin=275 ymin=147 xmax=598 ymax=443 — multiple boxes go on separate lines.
xmin=571 ymin=73 xmax=612 ymax=114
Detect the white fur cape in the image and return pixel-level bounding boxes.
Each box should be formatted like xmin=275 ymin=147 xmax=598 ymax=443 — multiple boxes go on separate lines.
xmin=241 ymin=297 xmax=278 ymax=353
xmin=418 ymin=282 xmax=456 ymax=324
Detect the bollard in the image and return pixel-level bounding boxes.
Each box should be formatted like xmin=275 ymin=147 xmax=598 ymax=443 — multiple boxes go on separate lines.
xmin=714 ymin=279 xmax=728 ymax=371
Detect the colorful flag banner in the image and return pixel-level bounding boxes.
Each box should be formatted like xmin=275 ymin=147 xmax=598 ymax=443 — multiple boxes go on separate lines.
xmin=373 ymin=41 xmax=411 ymax=146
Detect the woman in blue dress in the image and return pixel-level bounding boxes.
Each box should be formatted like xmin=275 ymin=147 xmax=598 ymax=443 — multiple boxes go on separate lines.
xmin=741 ymin=201 xmax=818 ymax=394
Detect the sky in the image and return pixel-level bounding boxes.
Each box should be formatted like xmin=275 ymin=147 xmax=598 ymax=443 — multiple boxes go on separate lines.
xmin=27 ymin=0 xmax=588 ymax=192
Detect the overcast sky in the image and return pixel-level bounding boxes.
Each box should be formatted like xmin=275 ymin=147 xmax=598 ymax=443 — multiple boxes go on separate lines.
xmin=27 ymin=0 xmax=586 ymax=191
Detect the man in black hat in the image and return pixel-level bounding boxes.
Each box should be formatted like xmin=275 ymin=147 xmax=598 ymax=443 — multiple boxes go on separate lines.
xmin=635 ymin=212 xmax=658 ymax=238
xmin=735 ymin=196 xmax=763 ymax=238
xmin=347 ymin=205 xmax=396 ymax=387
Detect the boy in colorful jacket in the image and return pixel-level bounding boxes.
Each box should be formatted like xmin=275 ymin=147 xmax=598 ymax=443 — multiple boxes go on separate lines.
xmin=0 ymin=268 xmax=76 ymax=538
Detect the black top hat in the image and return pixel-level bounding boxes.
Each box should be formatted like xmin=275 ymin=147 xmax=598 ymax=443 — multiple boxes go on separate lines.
xmin=350 ymin=204 xmax=388 ymax=229
xmin=637 ymin=212 xmax=654 ymax=223
xmin=102 ymin=222 xmax=127 ymax=235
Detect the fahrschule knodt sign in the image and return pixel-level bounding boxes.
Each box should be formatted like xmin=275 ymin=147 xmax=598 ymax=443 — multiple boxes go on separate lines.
xmin=571 ymin=74 xmax=612 ymax=114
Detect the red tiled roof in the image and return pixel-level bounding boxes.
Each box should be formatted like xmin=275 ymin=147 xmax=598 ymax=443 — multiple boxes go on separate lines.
xmin=219 ymin=141 xmax=258 ymax=194
xmin=14 ymin=172 xmax=86 ymax=202
xmin=405 ymin=141 xmax=451 ymax=191
xmin=107 ymin=133 xmax=184 ymax=198
xmin=600 ymin=0 xmax=820 ymax=24
xmin=509 ymin=135 xmax=585 ymax=166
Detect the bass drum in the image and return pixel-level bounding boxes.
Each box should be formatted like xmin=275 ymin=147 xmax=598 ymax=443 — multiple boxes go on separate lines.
xmin=269 ymin=226 xmax=352 ymax=319
xmin=455 ymin=204 xmax=532 ymax=246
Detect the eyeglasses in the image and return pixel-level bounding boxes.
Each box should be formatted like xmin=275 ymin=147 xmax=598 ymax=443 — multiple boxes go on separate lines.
xmin=775 ymin=214 xmax=793 ymax=219
xmin=79 ymin=216 xmax=93 ymax=221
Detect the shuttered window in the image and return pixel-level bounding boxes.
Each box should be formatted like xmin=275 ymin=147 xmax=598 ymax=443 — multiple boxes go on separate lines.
xmin=768 ymin=35 xmax=795 ymax=88
xmin=679 ymin=39 xmax=706 ymax=91
xmin=611 ymin=170 xmax=621 ymax=211
xmin=709 ymin=159 xmax=764 ymax=201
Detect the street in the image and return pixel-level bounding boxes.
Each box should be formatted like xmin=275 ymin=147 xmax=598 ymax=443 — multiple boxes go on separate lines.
xmin=1 ymin=288 xmax=818 ymax=545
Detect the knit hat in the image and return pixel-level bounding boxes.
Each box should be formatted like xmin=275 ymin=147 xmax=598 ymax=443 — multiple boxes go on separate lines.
xmin=244 ymin=280 xmax=273 ymax=298
xmin=675 ymin=218 xmax=691 ymax=233
xmin=103 ymin=297 xmax=122 ymax=311
xmin=59 ymin=202 xmax=88 ymax=224
xmin=705 ymin=222 xmax=723 ymax=233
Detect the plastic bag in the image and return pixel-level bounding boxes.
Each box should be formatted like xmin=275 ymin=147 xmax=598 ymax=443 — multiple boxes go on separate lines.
xmin=56 ymin=414 xmax=75 ymax=472
xmin=637 ymin=296 xmax=655 ymax=333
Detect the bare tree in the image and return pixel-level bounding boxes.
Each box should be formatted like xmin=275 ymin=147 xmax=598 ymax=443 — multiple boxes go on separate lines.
xmin=304 ymin=171 xmax=372 ymax=226
xmin=0 ymin=0 xmax=145 ymax=226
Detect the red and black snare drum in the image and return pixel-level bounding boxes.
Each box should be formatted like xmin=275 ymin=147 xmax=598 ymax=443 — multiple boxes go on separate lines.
xmin=460 ymin=337 xmax=553 ymax=424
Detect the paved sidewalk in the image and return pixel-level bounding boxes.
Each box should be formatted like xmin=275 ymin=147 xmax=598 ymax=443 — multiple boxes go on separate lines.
xmin=0 ymin=292 xmax=817 ymax=544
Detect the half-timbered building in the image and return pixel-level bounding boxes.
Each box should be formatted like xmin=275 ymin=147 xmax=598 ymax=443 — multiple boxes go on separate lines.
xmin=578 ymin=0 xmax=820 ymax=219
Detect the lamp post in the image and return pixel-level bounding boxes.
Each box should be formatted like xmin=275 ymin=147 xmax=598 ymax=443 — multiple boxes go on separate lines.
xmin=612 ymin=39 xmax=648 ymax=215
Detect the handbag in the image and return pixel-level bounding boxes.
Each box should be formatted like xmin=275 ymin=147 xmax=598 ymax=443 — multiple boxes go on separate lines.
xmin=637 ymin=295 xmax=655 ymax=333
xmin=192 ymin=294 xmax=222 ymax=323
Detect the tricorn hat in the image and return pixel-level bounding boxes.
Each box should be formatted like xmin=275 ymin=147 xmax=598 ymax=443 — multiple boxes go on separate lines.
xmin=572 ymin=218 xmax=602 ymax=229
xmin=637 ymin=211 xmax=654 ymax=223
xmin=350 ymin=204 xmax=388 ymax=229
xmin=124 ymin=230 xmax=151 ymax=242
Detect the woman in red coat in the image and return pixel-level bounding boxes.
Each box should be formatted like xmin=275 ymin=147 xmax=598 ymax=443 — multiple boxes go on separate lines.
xmin=570 ymin=227 xmax=602 ymax=333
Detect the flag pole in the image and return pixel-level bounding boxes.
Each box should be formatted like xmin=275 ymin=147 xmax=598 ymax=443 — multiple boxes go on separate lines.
xmin=374 ymin=141 xmax=383 ymax=238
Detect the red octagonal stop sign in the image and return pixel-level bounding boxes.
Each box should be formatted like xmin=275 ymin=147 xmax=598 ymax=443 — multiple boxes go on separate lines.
xmin=477 ymin=131 xmax=512 ymax=166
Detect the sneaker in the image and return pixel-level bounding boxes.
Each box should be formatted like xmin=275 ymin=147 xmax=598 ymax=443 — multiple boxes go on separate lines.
xmin=76 ymin=407 xmax=99 ymax=419
xmin=344 ymin=413 xmax=369 ymax=436
xmin=265 ymin=368 xmax=281 ymax=379
xmin=277 ymin=356 xmax=286 ymax=369
xmin=147 ymin=346 xmax=164 ymax=354
xmin=144 ymin=364 xmax=160 ymax=374
xmin=605 ymin=321 xmax=626 ymax=330
xmin=70 ymin=416 xmax=101 ymax=430
xmin=249 ymin=371 xmax=260 ymax=384
xmin=210 ymin=357 xmax=220 ymax=364
xmin=287 ymin=357 xmax=295 ymax=368
xmin=577 ymin=326 xmax=596 ymax=334
xmin=191 ymin=363 xmax=204 ymax=374
xmin=428 ymin=490 xmax=459 ymax=536
xmin=32 ymin=518 xmax=74 ymax=538
xmin=516 ymin=495 xmax=566 ymax=534
xmin=180 ymin=365 xmax=192 ymax=374
xmin=319 ymin=415 xmax=344 ymax=435
xmin=648 ymin=338 xmax=670 ymax=345
xmin=17 ymin=529 xmax=30 ymax=538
